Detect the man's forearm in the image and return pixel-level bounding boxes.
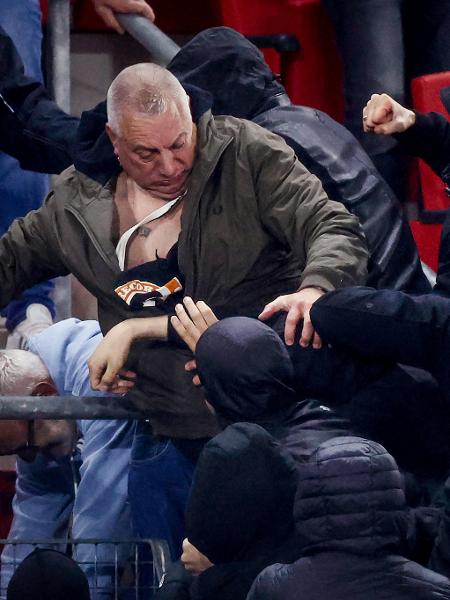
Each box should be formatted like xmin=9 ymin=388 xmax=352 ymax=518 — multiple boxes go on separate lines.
xmin=395 ymin=111 xmax=450 ymax=179
xmin=123 ymin=315 xmax=169 ymax=342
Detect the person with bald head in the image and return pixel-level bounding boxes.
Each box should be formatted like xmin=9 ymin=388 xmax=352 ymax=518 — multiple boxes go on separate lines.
xmin=0 ymin=318 xmax=135 ymax=599
xmin=0 ymin=61 xmax=367 ymax=554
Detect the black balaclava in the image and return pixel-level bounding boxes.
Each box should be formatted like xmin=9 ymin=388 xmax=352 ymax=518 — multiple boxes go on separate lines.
xmin=186 ymin=422 xmax=297 ymax=564
xmin=7 ymin=548 xmax=91 ymax=600
xmin=196 ymin=316 xmax=297 ymax=426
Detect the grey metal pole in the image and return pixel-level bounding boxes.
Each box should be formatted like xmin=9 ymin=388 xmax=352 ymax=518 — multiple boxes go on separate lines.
xmin=116 ymin=14 xmax=180 ymax=66
xmin=47 ymin=0 xmax=73 ymax=320
xmin=0 ymin=396 xmax=149 ymax=420
xmin=47 ymin=0 xmax=71 ymax=112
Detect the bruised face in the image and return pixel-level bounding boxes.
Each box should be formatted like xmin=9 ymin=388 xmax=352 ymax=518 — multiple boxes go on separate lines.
xmin=107 ymin=101 xmax=197 ymax=200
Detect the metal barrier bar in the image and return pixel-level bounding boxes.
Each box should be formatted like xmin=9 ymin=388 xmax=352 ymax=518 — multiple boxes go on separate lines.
xmin=0 ymin=396 xmax=150 ymax=420
xmin=0 ymin=538 xmax=172 ymax=593
xmin=116 ymin=14 xmax=180 ymax=65
xmin=47 ymin=0 xmax=71 ymax=113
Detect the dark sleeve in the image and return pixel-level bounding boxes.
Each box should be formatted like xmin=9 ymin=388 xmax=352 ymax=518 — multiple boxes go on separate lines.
xmin=0 ymin=25 xmax=78 ymax=173
xmin=0 ymin=194 xmax=70 ymax=308
xmin=405 ymin=507 xmax=442 ymax=565
xmin=429 ymin=478 xmax=450 ymax=579
xmin=267 ymin=109 xmax=429 ymax=293
xmin=153 ymin=562 xmax=193 ymax=600
xmin=394 ymin=111 xmax=450 ymax=181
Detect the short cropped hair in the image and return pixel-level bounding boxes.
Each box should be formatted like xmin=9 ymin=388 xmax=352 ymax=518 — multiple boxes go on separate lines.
xmin=0 ymin=350 xmax=50 ymax=396
xmin=106 ymin=63 xmax=190 ymax=135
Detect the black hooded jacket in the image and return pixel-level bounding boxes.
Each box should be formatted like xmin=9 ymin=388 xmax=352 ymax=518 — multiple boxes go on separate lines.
xmin=1 ymin=25 xmax=427 ymax=293
xmin=168 ymin=27 xmax=429 ymax=293
xmin=155 ymin=422 xmax=301 ymax=600
xmin=196 ymin=317 xmax=353 ymax=465
xmin=247 ymin=437 xmax=450 ymax=600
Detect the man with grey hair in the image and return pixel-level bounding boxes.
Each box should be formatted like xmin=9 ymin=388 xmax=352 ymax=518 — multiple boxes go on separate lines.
xmin=0 ymin=318 xmax=135 ymax=599
xmin=0 ymin=61 xmax=367 ymax=554
xmin=0 ymin=349 xmax=75 ymax=460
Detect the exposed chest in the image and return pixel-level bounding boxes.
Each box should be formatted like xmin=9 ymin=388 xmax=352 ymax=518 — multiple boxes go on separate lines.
xmin=114 ymin=174 xmax=183 ymax=269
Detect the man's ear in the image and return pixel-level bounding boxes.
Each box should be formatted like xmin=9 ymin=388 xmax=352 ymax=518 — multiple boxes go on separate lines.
xmin=105 ymin=123 xmax=117 ymax=147
xmin=31 ymin=380 xmax=58 ymax=397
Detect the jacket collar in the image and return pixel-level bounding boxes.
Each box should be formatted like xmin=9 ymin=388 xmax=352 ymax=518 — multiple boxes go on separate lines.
xmin=184 ymin=110 xmax=233 ymax=205
xmin=178 ymin=111 xmax=233 ymax=282
xmin=66 ymin=111 xmax=232 ymax=274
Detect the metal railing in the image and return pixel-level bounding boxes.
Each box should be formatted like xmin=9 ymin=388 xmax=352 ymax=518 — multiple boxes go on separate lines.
xmin=0 ymin=395 xmax=151 ymax=420
xmin=46 ymin=0 xmax=180 ymax=115
xmin=116 ymin=14 xmax=180 ymax=64
xmin=0 ymin=537 xmax=171 ymax=599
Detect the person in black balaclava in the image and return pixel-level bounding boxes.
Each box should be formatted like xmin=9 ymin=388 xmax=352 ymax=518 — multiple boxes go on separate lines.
xmin=154 ymin=422 xmax=300 ymax=600
xmin=194 ymin=316 xmax=352 ymax=466
xmin=171 ymin=300 xmax=450 ymax=480
xmin=7 ymin=548 xmax=90 ymax=600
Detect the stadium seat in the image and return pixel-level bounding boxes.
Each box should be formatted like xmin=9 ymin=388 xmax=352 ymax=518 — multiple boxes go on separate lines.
xmin=409 ymin=71 xmax=450 ymax=271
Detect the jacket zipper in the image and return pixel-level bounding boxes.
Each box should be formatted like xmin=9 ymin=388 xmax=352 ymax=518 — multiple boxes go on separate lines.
xmin=66 ymin=205 xmax=119 ymax=273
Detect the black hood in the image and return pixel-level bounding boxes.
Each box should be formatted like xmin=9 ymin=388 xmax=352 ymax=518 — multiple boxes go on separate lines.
xmin=196 ymin=317 xmax=297 ymax=426
xmin=186 ymin=422 xmax=297 ymax=564
xmin=73 ymin=26 xmax=286 ymax=183
xmin=295 ymin=436 xmax=408 ymax=556
xmin=73 ymin=83 xmax=212 ymax=185
xmin=7 ymin=548 xmax=90 ymax=600
xmin=74 ymin=99 xmax=120 ymax=185
xmin=168 ymin=26 xmax=288 ymax=119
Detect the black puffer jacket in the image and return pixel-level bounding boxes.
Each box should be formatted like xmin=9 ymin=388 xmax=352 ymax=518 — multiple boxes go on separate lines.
xmin=169 ymin=27 xmax=429 ymax=293
xmin=247 ymin=437 xmax=450 ymax=600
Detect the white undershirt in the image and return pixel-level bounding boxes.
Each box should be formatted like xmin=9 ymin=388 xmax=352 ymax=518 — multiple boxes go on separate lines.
xmin=115 ymin=196 xmax=181 ymax=271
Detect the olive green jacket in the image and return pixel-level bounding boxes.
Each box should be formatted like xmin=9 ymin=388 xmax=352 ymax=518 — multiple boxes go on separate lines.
xmin=0 ymin=111 xmax=368 ymax=437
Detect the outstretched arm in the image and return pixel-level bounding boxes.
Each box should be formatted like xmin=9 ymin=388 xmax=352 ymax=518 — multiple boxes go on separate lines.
xmin=88 ymin=315 xmax=167 ymax=391
xmin=0 ymin=26 xmax=77 ymax=173
xmin=249 ymin=129 xmax=367 ymax=348
xmin=363 ymin=92 xmax=450 ymax=181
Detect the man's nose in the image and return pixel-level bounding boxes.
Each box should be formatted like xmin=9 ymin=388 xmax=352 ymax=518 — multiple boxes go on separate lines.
xmin=159 ymin=151 xmax=177 ymax=177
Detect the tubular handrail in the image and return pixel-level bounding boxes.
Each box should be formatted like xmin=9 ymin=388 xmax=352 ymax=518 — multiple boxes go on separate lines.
xmin=47 ymin=0 xmax=71 ymax=112
xmin=116 ymin=14 xmax=180 ymax=65
xmin=46 ymin=3 xmax=180 ymax=115
xmin=0 ymin=396 xmax=150 ymax=420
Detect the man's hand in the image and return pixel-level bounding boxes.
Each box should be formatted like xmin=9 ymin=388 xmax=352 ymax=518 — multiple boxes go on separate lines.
xmin=91 ymin=0 xmax=155 ymax=34
xmin=258 ymin=287 xmax=325 ymax=348
xmin=363 ymin=93 xmax=416 ymax=135
xmin=181 ymin=539 xmax=213 ymax=575
xmin=89 ymin=316 xmax=167 ymax=392
xmin=170 ymin=297 xmax=218 ymax=353
xmin=0 ymin=419 xmax=77 ymax=462
xmin=89 ymin=321 xmax=138 ymax=392
xmin=33 ymin=420 xmax=78 ymax=460
xmin=185 ymin=359 xmax=202 ymax=387
xmin=0 ymin=421 xmax=29 ymax=455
